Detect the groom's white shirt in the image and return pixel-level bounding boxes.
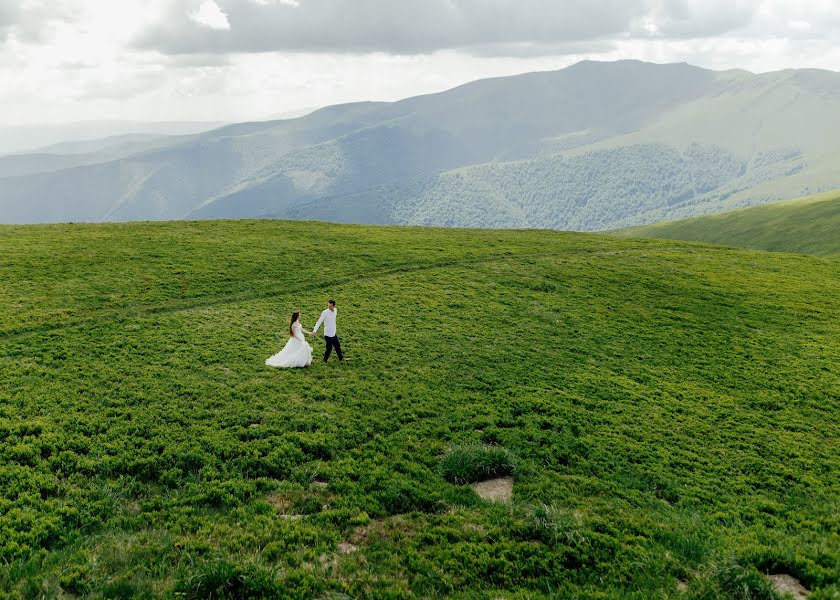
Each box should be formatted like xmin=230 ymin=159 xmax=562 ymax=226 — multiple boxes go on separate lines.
xmin=313 ymin=308 xmax=337 ymax=337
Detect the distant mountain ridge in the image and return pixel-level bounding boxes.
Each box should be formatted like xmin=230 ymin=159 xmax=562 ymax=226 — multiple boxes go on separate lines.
xmin=2 ymin=60 xmax=840 ymax=227
xmin=0 ymin=120 xmax=225 ymax=156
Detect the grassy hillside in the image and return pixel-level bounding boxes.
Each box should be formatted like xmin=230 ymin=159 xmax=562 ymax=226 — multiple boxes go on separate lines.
xmin=619 ymin=190 xmax=840 ymax=257
xmin=1 ymin=221 xmax=839 ymax=598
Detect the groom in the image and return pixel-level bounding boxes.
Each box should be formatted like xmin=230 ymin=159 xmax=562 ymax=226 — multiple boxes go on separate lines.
xmin=310 ymin=299 xmax=343 ymax=362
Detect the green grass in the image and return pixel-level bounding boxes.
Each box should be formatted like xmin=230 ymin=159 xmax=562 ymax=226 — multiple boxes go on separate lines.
xmin=1 ymin=219 xmax=839 ymax=598
xmin=440 ymin=444 xmax=518 ymax=485
xmin=618 ymin=190 xmax=840 ymax=257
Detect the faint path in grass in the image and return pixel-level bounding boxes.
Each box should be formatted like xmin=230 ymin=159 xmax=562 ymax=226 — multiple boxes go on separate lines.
xmin=1 ymin=245 xmax=690 ymax=341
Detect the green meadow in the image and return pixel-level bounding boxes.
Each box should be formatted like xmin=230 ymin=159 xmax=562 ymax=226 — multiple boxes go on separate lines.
xmin=619 ymin=190 xmax=840 ymax=257
xmin=1 ymin=220 xmax=838 ymax=598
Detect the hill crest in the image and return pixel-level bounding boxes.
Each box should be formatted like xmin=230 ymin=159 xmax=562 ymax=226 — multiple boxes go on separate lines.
xmin=618 ymin=190 xmax=840 ymax=257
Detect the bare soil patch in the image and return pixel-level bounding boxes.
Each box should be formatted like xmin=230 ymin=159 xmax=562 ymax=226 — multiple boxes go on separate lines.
xmin=469 ymin=477 xmax=513 ymax=503
xmin=767 ymin=574 xmax=809 ymax=599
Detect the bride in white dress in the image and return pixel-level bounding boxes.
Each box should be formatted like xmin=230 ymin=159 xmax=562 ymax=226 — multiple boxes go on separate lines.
xmin=265 ymin=311 xmax=313 ymax=368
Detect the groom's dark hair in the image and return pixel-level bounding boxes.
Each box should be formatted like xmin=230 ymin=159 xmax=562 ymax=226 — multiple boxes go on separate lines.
xmin=328 ymin=299 xmax=336 ymax=306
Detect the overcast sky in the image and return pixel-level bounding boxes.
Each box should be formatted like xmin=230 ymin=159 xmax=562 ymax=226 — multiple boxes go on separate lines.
xmin=1 ymin=0 xmax=838 ymax=126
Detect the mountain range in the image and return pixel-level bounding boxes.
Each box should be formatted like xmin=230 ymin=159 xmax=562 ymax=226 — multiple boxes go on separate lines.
xmin=0 ymin=120 xmax=225 ymax=157
xmin=2 ymin=60 xmax=840 ymax=227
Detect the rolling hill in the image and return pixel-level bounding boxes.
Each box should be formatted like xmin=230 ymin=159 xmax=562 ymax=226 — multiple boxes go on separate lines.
xmin=1 ymin=220 xmax=838 ymax=598
xmin=619 ymin=190 xmax=840 ymax=257
xmin=2 ymin=60 xmax=840 ymax=228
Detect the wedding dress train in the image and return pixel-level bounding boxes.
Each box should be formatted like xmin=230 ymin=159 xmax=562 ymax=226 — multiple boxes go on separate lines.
xmin=265 ymin=322 xmax=313 ymax=368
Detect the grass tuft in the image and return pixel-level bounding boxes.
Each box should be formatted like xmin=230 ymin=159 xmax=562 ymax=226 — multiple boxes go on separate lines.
xmin=174 ymin=557 xmax=280 ymax=600
xmin=440 ymin=443 xmax=517 ymax=485
xmin=708 ymin=557 xmax=780 ymax=600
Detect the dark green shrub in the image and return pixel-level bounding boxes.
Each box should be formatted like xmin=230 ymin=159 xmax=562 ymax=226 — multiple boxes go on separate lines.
xmin=810 ymin=583 xmax=840 ymax=600
xmin=291 ymin=495 xmax=322 ymax=515
xmin=278 ymin=570 xmax=323 ymax=600
xmin=58 ymin=557 xmax=92 ymax=596
xmin=441 ymin=486 xmax=483 ymax=508
xmin=375 ymin=480 xmax=440 ymax=515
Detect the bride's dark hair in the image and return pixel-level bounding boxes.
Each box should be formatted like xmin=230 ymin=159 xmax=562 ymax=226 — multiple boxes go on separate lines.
xmin=289 ymin=311 xmax=300 ymax=337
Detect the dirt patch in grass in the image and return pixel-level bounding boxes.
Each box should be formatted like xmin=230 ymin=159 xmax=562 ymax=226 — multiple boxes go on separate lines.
xmin=337 ymin=542 xmax=358 ymax=554
xmin=264 ymin=492 xmax=293 ymax=513
xmin=348 ymin=515 xmax=415 ymax=546
xmin=469 ymin=477 xmax=513 ymax=503
xmin=767 ymin=574 xmax=809 ymax=600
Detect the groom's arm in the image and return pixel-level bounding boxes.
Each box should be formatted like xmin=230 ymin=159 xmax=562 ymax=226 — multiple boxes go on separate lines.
xmin=312 ymin=312 xmax=325 ymax=334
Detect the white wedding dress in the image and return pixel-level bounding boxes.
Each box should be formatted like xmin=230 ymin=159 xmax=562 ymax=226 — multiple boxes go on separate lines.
xmin=265 ymin=322 xmax=313 ymax=368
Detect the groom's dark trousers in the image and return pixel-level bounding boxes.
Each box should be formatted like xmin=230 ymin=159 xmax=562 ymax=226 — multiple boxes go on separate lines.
xmin=324 ymin=335 xmax=344 ymax=361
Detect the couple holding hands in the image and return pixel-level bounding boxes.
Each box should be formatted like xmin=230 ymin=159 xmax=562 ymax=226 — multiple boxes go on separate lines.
xmin=265 ymin=299 xmax=344 ymax=368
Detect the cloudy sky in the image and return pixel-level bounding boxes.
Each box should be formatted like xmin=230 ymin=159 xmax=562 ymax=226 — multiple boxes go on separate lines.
xmin=1 ymin=0 xmax=838 ymax=126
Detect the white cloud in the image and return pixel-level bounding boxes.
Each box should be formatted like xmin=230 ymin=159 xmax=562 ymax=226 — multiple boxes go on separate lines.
xmin=135 ymin=0 xmax=657 ymax=55
xmin=633 ymin=0 xmax=756 ymax=39
xmin=189 ymin=0 xmax=230 ymax=30
xmin=0 ymin=1 xmax=20 ymax=30
xmin=0 ymin=0 xmax=838 ymax=126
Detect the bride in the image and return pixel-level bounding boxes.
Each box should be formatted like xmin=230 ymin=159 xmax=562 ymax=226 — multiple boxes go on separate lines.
xmin=265 ymin=311 xmax=314 ymax=368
